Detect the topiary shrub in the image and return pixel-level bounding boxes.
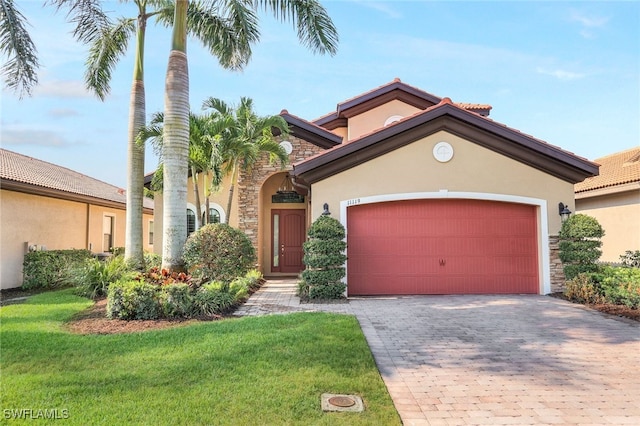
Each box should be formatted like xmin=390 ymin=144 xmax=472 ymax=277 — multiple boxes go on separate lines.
xmin=106 ymin=279 xmax=159 ymax=320
xmin=620 ymin=250 xmax=640 ymax=268
xmin=183 ymin=224 xmax=256 ymax=284
xmin=22 ymin=249 xmax=93 ymax=289
xmin=301 ymin=215 xmax=347 ymax=300
xmin=558 ymin=214 xmax=605 ymax=280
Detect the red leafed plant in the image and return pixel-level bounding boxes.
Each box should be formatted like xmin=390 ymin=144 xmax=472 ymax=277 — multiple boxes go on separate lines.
xmin=138 ymin=267 xmax=193 ymax=287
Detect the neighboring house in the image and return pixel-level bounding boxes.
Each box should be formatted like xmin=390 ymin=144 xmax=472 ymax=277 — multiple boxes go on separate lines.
xmin=0 ymin=149 xmax=155 ymax=289
xmin=151 ymin=79 xmax=598 ymax=295
xmin=575 ymin=147 xmax=640 ymax=263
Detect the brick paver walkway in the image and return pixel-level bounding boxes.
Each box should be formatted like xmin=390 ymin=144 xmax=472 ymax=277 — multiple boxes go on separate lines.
xmin=235 ymin=279 xmax=640 ymax=425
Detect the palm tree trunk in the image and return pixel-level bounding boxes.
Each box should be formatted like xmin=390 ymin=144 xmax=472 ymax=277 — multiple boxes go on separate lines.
xmin=191 ymin=166 xmax=202 ymax=229
xmin=162 ymin=0 xmax=189 ymax=271
xmin=226 ymin=165 xmax=238 ymax=224
xmin=124 ymin=16 xmax=147 ymax=270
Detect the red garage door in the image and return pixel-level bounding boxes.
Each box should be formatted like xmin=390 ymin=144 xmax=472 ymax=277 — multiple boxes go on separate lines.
xmin=347 ymin=199 xmax=539 ymax=295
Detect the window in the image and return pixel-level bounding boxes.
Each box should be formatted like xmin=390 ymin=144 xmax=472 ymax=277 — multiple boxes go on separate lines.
xmin=148 ymin=220 xmax=154 ymax=245
xmin=207 ymin=208 xmax=220 ymax=224
xmin=103 ymin=215 xmax=115 ymax=252
xmin=187 ymin=209 xmax=196 ymax=235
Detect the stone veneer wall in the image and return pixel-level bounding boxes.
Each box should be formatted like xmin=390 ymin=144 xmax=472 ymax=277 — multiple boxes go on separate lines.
xmin=236 ymin=136 xmax=327 ymax=251
xmin=549 ymin=235 xmax=565 ymax=293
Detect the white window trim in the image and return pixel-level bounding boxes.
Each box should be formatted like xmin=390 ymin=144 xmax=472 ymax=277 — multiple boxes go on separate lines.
xmin=200 ymin=202 xmax=227 ymax=224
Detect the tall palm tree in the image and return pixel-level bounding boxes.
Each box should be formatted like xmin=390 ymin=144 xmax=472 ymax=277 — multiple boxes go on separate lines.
xmin=161 ymin=0 xmax=338 ymax=271
xmin=48 ymin=0 xmax=258 ymax=270
xmin=203 ymin=96 xmax=289 ymax=224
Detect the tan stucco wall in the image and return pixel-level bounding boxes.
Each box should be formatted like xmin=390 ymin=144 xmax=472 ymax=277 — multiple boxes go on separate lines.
xmin=348 ymin=100 xmax=421 ymax=140
xmin=575 ymin=189 xmax=640 ymax=262
xmin=1 ymin=190 xmax=153 ymax=289
xmin=310 ymin=131 xmax=574 ymax=233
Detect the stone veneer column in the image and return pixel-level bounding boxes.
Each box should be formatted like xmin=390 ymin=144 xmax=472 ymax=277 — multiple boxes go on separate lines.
xmin=236 ymin=136 xmax=327 ymax=252
xmin=549 ymin=235 xmax=565 ymax=293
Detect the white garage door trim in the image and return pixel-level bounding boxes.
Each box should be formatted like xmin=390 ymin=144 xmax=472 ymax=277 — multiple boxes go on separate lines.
xmin=339 ymin=190 xmax=551 ymax=295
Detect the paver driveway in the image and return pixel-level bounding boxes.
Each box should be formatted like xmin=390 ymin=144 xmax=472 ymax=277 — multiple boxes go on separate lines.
xmin=235 ymin=280 xmax=640 ymax=425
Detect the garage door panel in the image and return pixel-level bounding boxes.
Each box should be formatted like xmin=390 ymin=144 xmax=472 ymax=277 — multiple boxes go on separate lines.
xmin=347 ymin=199 xmax=539 ymax=295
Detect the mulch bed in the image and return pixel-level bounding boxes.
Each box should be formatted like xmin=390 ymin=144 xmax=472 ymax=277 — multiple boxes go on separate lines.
xmin=548 ymin=292 xmax=640 ymax=322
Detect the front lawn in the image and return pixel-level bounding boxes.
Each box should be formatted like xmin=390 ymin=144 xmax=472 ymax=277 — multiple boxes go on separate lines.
xmin=0 ymin=290 xmax=400 ymax=425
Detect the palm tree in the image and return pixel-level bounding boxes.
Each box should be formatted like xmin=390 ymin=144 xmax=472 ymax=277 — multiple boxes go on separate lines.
xmin=203 ymin=96 xmax=289 ymax=223
xmin=47 ymin=0 xmax=258 ymax=270
xmin=161 ymin=0 xmax=338 ymax=271
xmin=138 ymin=110 xmax=231 ymax=229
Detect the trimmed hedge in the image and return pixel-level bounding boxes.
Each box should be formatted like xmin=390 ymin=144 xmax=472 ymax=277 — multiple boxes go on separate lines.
xmin=183 ymin=224 xmax=256 ymax=284
xmin=23 ymin=250 xmax=93 ymax=289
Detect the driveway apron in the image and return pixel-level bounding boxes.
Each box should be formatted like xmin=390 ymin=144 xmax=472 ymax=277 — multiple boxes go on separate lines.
xmin=234 ymin=279 xmax=640 ymax=425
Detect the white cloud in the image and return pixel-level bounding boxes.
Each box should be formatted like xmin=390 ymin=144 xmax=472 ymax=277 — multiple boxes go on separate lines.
xmin=351 ymin=0 xmax=402 ymax=19
xmin=34 ymin=79 xmax=92 ymax=98
xmin=1 ymin=129 xmax=72 ymax=147
xmin=48 ymin=108 xmax=80 ymax=118
xmin=569 ymin=10 xmax=610 ymax=39
xmin=536 ymin=67 xmax=586 ymax=81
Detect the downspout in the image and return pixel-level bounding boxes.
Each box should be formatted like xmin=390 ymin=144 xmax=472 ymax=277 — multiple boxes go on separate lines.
xmin=291 ymin=175 xmax=312 ymax=227
xmin=86 ymin=203 xmax=91 ymax=252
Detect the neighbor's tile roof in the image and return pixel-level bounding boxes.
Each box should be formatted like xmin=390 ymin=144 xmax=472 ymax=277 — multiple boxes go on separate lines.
xmin=1 ymin=148 xmax=154 ymax=209
xmin=575 ymin=147 xmax=640 ymax=193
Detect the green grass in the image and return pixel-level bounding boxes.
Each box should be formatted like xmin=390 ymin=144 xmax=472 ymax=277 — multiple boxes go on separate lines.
xmin=0 ymin=289 xmax=400 ymax=425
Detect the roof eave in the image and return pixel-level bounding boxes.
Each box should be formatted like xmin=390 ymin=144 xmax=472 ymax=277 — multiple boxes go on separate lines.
xmin=293 ymin=104 xmax=599 ymax=185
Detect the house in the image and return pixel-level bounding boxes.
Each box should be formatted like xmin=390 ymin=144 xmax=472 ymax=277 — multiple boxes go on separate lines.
xmin=151 ymin=79 xmax=598 ymax=295
xmin=0 ymin=149 xmax=154 ymax=289
xmin=575 ymin=147 xmax=640 ymax=263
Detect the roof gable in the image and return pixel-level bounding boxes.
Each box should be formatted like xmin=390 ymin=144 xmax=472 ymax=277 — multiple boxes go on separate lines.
xmin=313 ymin=78 xmax=492 ymax=130
xmin=293 ymin=99 xmax=598 ymax=185
xmin=575 ymin=147 xmax=640 ymax=193
xmin=1 ymin=148 xmax=153 ymax=210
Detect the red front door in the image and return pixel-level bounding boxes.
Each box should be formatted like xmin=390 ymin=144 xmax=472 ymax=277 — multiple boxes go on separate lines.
xmin=271 ymin=209 xmax=306 ymax=274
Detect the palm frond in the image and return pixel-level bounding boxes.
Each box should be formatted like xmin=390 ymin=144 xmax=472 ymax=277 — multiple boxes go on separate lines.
xmin=0 ymin=0 xmax=39 ymax=98
xmin=85 ymin=18 xmax=135 ymax=100
xmin=46 ymin=0 xmax=110 ymax=44
xmin=254 ymin=0 xmax=338 ymax=55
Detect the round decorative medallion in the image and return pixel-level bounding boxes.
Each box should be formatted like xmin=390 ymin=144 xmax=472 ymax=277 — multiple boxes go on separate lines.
xmin=279 ymin=141 xmax=293 ymax=155
xmin=433 ymin=142 xmax=454 ymax=163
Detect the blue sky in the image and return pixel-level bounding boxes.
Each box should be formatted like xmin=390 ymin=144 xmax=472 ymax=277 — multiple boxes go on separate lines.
xmin=2 ymin=1 xmax=639 ymax=188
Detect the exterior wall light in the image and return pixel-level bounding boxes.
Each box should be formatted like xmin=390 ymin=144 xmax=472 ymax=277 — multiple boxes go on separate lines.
xmin=322 ymin=203 xmax=331 ymax=216
xmin=558 ymin=202 xmax=572 ymax=222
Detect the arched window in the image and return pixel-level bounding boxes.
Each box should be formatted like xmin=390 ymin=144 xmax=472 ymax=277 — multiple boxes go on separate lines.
xmin=187 ymin=209 xmax=196 ymax=235
xmin=202 ymin=208 xmax=221 ymax=225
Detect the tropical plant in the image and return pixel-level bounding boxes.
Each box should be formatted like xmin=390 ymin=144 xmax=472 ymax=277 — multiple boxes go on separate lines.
xmin=183 ymin=223 xmax=256 ymax=284
xmin=71 ymin=255 xmax=137 ymax=299
xmin=558 ymin=213 xmax=605 ymax=280
xmin=202 ymin=96 xmax=289 ymax=223
xmin=161 ymin=0 xmax=338 ymax=271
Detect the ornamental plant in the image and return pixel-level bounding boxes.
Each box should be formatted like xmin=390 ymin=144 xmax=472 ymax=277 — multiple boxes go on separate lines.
xmin=558 ymin=214 xmax=605 ymax=280
xmin=183 ymin=224 xmax=256 ymax=284
xmin=301 ymin=215 xmax=347 ymax=300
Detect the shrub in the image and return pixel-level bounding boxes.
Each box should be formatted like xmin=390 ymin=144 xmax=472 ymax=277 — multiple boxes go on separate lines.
xmin=564 ymin=273 xmax=605 ymax=305
xmin=599 ymin=266 xmax=640 ymax=309
xmin=229 ymin=277 xmax=250 ymax=301
xmin=183 ymin=224 xmax=256 ymax=284
xmin=144 ymin=252 xmax=162 ymax=270
xmin=620 ymin=250 xmax=640 ymax=268
xmin=558 ymin=214 xmax=605 ymax=280
xmin=159 ymin=283 xmax=193 ymax=318
xmin=22 ymin=250 xmax=93 ymax=289
xmin=107 ymin=280 xmax=159 ymax=320
xmin=192 ymin=282 xmax=236 ymax=316
xmin=70 ymin=255 xmax=136 ymax=299
xmin=301 ymin=215 xmax=347 ymax=300
xmin=244 ymin=269 xmax=265 ymax=291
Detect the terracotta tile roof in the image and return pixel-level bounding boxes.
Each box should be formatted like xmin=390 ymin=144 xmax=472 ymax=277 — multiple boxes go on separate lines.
xmin=575 ymin=147 xmax=640 ymax=193
xmin=1 ymin=148 xmax=154 ymax=209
